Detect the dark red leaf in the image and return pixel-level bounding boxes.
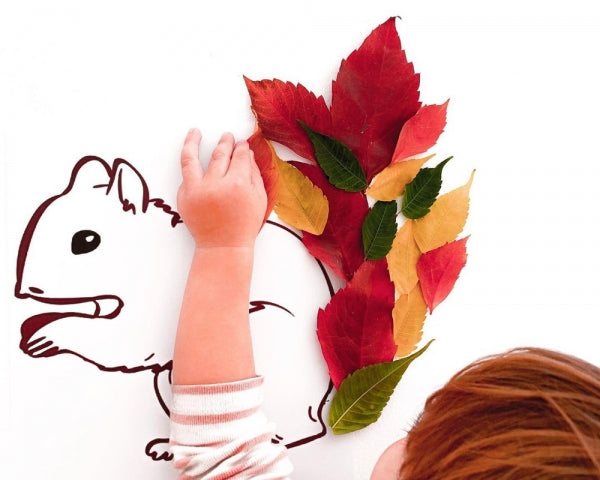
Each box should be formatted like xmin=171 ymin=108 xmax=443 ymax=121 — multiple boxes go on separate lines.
xmin=392 ymin=101 xmax=449 ymax=163
xmin=416 ymin=236 xmax=469 ymax=313
xmin=244 ymin=77 xmax=332 ymax=162
xmin=248 ymin=127 xmax=279 ymax=223
xmin=317 ymin=259 xmax=396 ymax=388
xmin=292 ymin=161 xmax=368 ymax=280
xmin=330 ymin=17 xmax=421 ymax=182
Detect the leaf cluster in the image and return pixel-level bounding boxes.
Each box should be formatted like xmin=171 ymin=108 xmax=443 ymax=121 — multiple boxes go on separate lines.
xmin=244 ymin=17 xmax=473 ymax=434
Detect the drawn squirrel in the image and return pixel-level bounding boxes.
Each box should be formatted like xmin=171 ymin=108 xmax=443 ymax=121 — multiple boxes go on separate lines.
xmin=15 ymin=156 xmax=334 ymax=461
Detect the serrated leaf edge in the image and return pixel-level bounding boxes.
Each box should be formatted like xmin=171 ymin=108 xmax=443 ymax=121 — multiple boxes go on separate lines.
xmin=274 ymin=159 xmax=329 ymax=235
xmin=363 ymin=201 xmax=398 ymax=260
xmin=330 ymin=339 xmax=433 ymax=433
xmin=299 ymin=120 xmax=368 ymax=192
xmin=402 ymin=157 xmax=452 ymax=219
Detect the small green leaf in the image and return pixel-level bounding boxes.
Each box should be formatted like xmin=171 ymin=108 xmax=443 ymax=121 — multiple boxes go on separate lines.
xmin=329 ymin=340 xmax=433 ymax=434
xmin=402 ymin=157 xmax=452 ymax=219
xmin=299 ymin=121 xmax=368 ymax=192
xmin=362 ymin=201 xmax=398 ymax=260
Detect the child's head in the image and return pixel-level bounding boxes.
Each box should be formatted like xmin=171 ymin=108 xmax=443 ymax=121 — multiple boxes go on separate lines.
xmin=379 ymin=347 xmax=600 ymax=479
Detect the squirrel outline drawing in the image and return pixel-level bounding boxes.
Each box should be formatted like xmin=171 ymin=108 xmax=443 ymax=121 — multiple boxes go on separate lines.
xmin=15 ymin=155 xmax=334 ymax=461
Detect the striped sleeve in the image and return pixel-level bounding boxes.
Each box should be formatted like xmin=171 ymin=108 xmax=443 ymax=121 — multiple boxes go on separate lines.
xmin=170 ymin=376 xmax=293 ymax=479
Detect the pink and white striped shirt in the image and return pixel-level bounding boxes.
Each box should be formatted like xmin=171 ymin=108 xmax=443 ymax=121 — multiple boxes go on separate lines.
xmin=170 ymin=376 xmax=293 ymax=479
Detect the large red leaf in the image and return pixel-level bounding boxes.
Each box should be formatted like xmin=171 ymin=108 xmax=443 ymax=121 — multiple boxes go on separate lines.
xmin=317 ymin=259 xmax=396 ymax=388
xmin=330 ymin=17 xmax=421 ymax=182
xmin=392 ymin=101 xmax=449 ymax=163
xmin=244 ymin=77 xmax=332 ymax=162
xmin=416 ymin=236 xmax=469 ymax=313
xmin=247 ymin=127 xmax=280 ymax=222
xmin=292 ymin=161 xmax=368 ymax=280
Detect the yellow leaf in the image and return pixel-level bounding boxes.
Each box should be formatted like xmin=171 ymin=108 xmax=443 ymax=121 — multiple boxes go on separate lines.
xmin=366 ymin=155 xmax=433 ymax=201
xmin=274 ymin=158 xmax=329 ymax=235
xmin=393 ymin=283 xmax=428 ymax=358
xmin=413 ymin=170 xmax=475 ymax=252
xmin=387 ymin=220 xmax=421 ymax=296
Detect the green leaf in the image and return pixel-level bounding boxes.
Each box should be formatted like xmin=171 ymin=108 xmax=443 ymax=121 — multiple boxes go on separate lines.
xmin=329 ymin=340 xmax=433 ymax=435
xmin=401 ymin=157 xmax=452 ymax=219
xmin=299 ymin=121 xmax=368 ymax=192
xmin=362 ymin=201 xmax=398 ymax=260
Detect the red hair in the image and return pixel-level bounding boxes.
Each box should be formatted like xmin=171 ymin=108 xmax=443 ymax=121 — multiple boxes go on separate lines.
xmin=400 ymin=347 xmax=600 ymax=479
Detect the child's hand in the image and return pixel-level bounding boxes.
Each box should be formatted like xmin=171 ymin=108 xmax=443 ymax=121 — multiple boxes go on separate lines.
xmin=177 ymin=129 xmax=267 ymax=249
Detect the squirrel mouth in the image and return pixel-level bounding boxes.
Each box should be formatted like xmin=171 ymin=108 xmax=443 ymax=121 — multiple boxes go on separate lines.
xmin=19 ymin=295 xmax=123 ymax=356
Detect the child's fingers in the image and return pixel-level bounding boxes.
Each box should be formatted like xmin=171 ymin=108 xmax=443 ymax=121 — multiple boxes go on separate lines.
xmin=207 ymin=132 xmax=235 ymax=177
xmin=229 ymin=140 xmax=252 ymax=179
xmin=180 ymin=128 xmax=203 ymax=184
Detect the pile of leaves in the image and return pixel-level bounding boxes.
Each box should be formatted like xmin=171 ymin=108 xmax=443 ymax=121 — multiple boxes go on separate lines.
xmin=245 ymin=17 xmax=473 ymax=434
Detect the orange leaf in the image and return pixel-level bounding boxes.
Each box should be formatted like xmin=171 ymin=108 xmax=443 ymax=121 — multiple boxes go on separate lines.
xmin=248 ymin=128 xmax=280 ymax=223
xmin=413 ymin=170 xmax=475 ymax=252
xmin=393 ymin=283 xmax=428 ymax=358
xmin=391 ymin=101 xmax=449 ymax=163
xmin=274 ymin=157 xmax=329 ymax=235
xmin=366 ymin=155 xmax=433 ymax=201
xmin=417 ymin=237 xmax=469 ymax=313
xmin=386 ymin=219 xmax=421 ymax=296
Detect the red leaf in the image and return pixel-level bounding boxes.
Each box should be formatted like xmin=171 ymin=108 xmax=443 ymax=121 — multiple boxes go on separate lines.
xmin=292 ymin=161 xmax=368 ymax=280
xmin=392 ymin=101 xmax=449 ymax=163
xmin=244 ymin=77 xmax=332 ymax=162
xmin=317 ymin=259 xmax=396 ymax=388
xmin=330 ymin=17 xmax=421 ymax=182
xmin=416 ymin=237 xmax=469 ymax=313
xmin=248 ymin=127 xmax=279 ymax=222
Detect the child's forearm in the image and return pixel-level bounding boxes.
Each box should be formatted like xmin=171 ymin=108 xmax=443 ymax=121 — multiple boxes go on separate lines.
xmin=173 ymin=245 xmax=256 ymax=385
xmin=170 ymin=130 xmax=291 ymax=478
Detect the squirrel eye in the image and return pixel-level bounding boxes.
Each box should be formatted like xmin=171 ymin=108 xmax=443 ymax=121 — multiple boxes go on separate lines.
xmin=71 ymin=230 xmax=101 ymax=255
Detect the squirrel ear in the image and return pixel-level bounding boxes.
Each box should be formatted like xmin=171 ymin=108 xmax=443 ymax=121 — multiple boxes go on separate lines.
xmin=68 ymin=156 xmax=112 ymax=192
xmin=106 ymin=159 xmax=150 ymax=214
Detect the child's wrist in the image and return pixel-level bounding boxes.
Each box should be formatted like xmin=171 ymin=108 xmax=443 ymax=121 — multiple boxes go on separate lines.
xmin=190 ymin=245 xmax=255 ymax=291
xmin=193 ymin=244 xmax=256 ymax=260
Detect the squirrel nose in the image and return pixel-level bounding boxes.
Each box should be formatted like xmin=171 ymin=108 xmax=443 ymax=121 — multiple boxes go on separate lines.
xmin=15 ymin=263 xmax=46 ymax=298
xmin=15 ymin=282 xmax=45 ymax=299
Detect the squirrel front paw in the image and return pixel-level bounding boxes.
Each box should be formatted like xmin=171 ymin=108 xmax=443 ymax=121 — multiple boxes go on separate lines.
xmin=145 ymin=438 xmax=173 ymax=461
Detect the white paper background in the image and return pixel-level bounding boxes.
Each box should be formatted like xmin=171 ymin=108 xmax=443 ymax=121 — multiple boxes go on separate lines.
xmin=2 ymin=1 xmax=600 ymax=479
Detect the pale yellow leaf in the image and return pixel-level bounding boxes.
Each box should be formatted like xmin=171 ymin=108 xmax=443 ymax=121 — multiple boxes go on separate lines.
xmin=393 ymin=283 xmax=428 ymax=358
xmin=366 ymin=155 xmax=433 ymax=201
xmin=274 ymin=158 xmax=329 ymax=235
xmin=413 ymin=170 xmax=475 ymax=252
xmin=386 ymin=220 xmax=421 ymax=296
